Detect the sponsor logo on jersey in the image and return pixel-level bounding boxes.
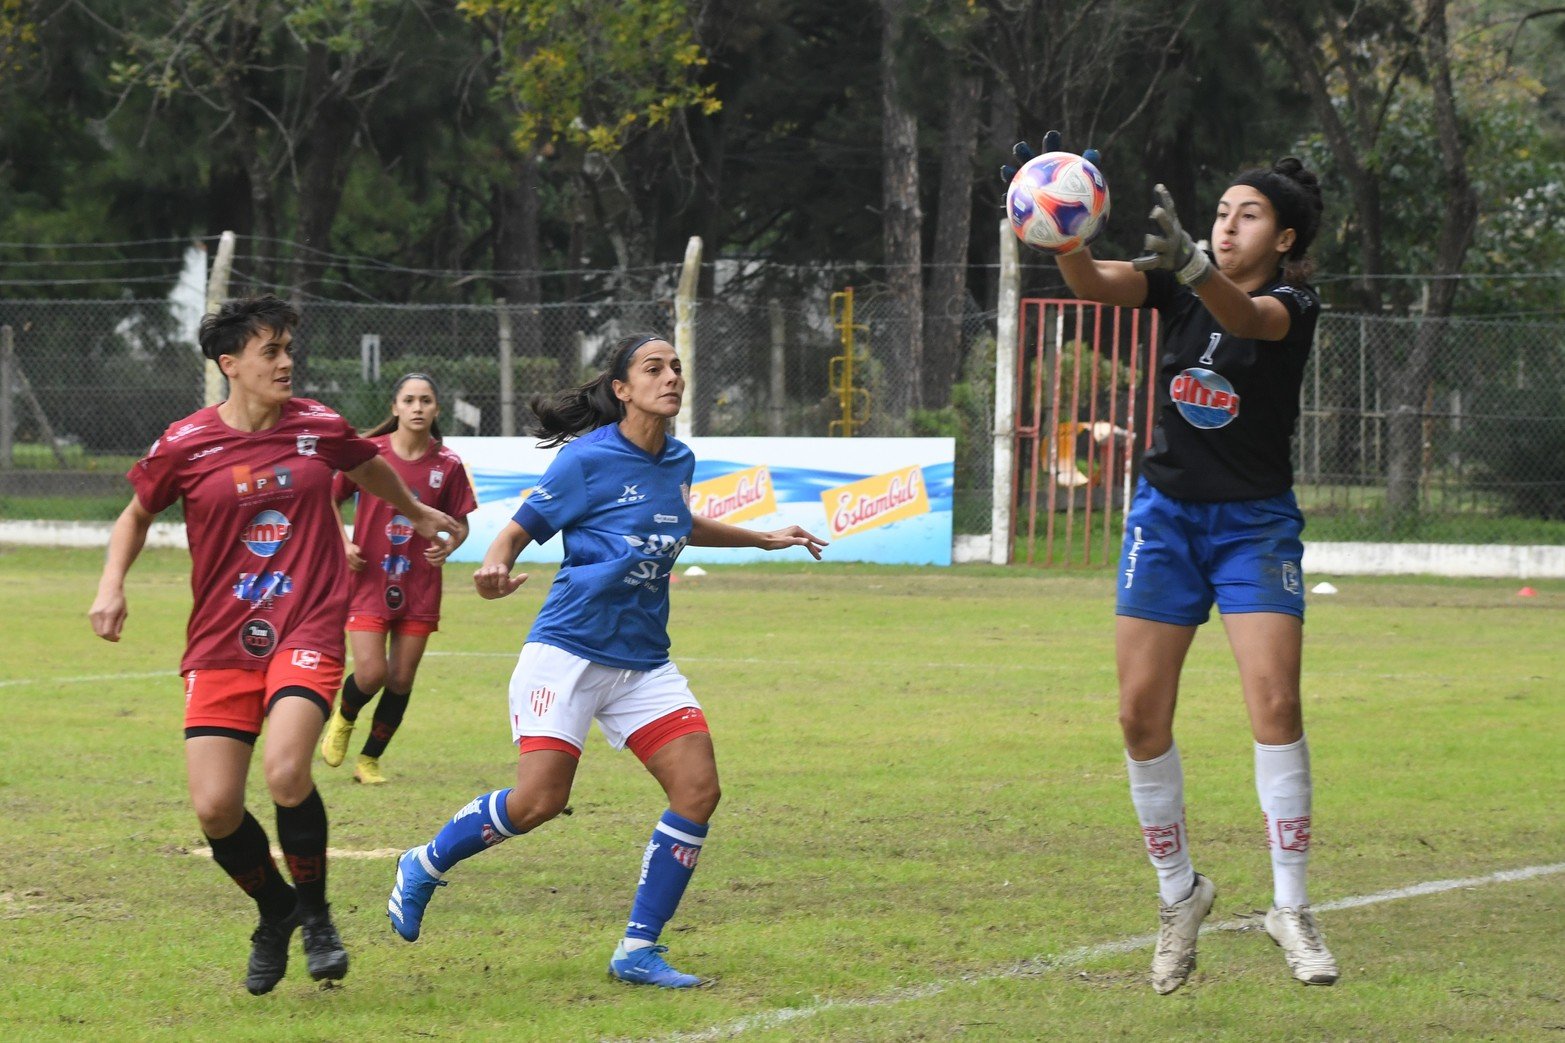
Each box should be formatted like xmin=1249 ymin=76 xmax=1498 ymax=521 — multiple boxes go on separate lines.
xmin=1272 ymin=814 xmax=1311 ymax=853
xmin=617 ymin=483 xmax=645 ymax=504
xmin=384 ymin=585 xmax=405 ymax=611
xmin=240 ymin=618 xmax=277 ymax=658
xmin=821 ymin=465 xmax=929 ymax=540
xmin=429 ymin=469 xmax=444 ymax=489
xmin=1170 ymin=367 xmax=1240 ymax=429
xmin=166 ymin=422 xmax=207 ymax=444
xmin=529 ymin=686 xmax=557 ymax=717
xmin=1272 ymin=285 xmax=1317 ymax=314
xmin=623 ymin=533 xmax=687 ymax=557
xmin=232 ymin=570 xmax=293 ymax=608
xmin=1142 ymin=822 xmax=1182 ymax=859
xmin=527 ymin=485 xmax=553 ymax=502
xmin=654 ymin=513 xmax=679 ymax=524
xmin=290 ymin=649 xmax=321 ymax=670
xmin=232 ymin=464 xmax=293 ymax=498
xmin=1282 ymin=561 xmax=1301 ymax=596
xmin=689 ymin=465 xmax=776 ymax=524
xmin=381 ymin=554 xmax=412 ymax=579
xmin=298 ymin=404 xmax=339 ymax=419
xmin=385 ymin=514 xmax=414 ymax=545
xmin=240 ymin=509 xmax=292 ymax=557
xmin=295 ymin=434 xmax=319 ymax=457
xmin=670 ymin=843 xmax=701 ymax=870
xmin=188 ymin=445 xmax=225 ymax=461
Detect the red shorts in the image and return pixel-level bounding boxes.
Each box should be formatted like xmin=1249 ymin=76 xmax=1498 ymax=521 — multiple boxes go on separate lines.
xmin=347 ymin=615 xmax=438 ymax=637
xmin=517 ymin=706 xmax=711 ymax=765
xmin=183 ymin=651 xmax=344 ymax=739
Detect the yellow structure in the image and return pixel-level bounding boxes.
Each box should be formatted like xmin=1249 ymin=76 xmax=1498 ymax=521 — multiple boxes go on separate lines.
xmin=828 ymin=286 xmax=871 ymax=436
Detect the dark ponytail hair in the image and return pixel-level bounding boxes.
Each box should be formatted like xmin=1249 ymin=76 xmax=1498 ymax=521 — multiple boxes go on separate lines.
xmin=528 ymin=331 xmax=667 ymax=448
xmin=1230 ymin=156 xmax=1324 ymax=286
xmin=363 ymin=372 xmax=444 ymax=440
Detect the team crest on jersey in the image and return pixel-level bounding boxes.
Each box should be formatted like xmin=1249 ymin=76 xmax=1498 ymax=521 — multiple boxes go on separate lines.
xmin=295 ymin=434 xmax=319 ymax=457
xmin=240 ymin=618 xmax=277 ymax=658
xmin=429 ymin=469 xmax=444 ymax=489
xmin=1170 ymin=367 xmax=1240 ymax=429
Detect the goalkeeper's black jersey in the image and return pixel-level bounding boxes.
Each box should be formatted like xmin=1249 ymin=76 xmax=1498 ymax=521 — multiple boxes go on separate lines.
xmin=1137 ymin=269 xmax=1319 ymax=502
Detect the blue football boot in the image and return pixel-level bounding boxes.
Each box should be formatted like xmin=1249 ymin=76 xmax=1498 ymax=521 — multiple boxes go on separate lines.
xmin=608 ymin=941 xmax=704 ymax=988
xmin=388 ymin=846 xmax=447 ymax=942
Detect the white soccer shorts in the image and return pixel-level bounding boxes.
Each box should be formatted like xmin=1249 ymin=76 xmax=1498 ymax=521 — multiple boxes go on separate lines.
xmin=506 ymin=641 xmax=701 ymax=751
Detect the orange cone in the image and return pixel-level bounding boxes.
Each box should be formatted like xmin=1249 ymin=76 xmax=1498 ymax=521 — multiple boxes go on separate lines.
xmin=1517 ymin=586 xmax=1537 ymax=597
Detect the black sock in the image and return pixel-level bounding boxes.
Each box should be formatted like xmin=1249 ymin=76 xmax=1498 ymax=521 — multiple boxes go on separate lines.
xmin=275 ymin=787 xmax=329 ymax=913
xmin=339 ymin=674 xmax=377 ymax=724
xmin=361 ymin=688 xmax=411 ymax=758
xmin=207 ymin=810 xmax=296 ymax=922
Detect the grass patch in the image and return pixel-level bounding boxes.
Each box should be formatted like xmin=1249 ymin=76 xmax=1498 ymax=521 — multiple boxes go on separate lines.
xmin=1 ymin=546 xmax=1561 ymax=1039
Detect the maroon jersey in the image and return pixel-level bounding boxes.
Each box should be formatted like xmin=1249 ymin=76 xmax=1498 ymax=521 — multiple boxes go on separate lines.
xmin=128 ymin=399 xmax=379 ymax=673
xmin=333 ymin=436 xmax=476 ymax=623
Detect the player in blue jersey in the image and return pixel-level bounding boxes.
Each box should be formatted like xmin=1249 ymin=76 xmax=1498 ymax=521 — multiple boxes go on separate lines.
xmin=1007 ymin=137 xmax=1337 ymax=993
xmin=386 ymin=332 xmax=826 ymax=987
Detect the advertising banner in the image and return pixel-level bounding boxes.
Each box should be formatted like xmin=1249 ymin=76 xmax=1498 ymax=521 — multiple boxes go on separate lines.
xmin=443 ymin=436 xmax=955 ymax=566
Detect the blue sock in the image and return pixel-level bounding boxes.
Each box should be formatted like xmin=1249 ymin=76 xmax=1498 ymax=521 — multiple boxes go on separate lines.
xmin=426 ymin=789 xmax=519 ymax=873
xmin=625 ymin=809 xmax=709 ymax=943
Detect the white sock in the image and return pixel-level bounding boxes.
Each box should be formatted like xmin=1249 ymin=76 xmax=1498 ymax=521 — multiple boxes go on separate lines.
xmin=621 ymin=937 xmax=654 ymax=952
xmin=1127 ymin=744 xmax=1195 ymax=906
xmin=1255 ymin=735 xmax=1312 ymax=908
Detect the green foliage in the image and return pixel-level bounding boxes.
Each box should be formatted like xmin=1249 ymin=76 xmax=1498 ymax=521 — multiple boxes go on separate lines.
xmin=459 ymin=0 xmax=719 ymax=155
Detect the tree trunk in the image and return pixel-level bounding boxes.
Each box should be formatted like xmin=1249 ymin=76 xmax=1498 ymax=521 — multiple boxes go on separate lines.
xmin=1384 ymin=0 xmax=1477 ymax=518
xmin=288 ymin=43 xmax=360 ymax=299
xmin=880 ymin=0 xmax=923 ymax=420
xmin=925 ymin=71 xmax=981 ymax=404
xmin=492 ymin=153 xmax=547 ymax=386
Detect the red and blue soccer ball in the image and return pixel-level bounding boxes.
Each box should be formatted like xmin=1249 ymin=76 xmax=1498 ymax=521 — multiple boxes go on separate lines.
xmin=1006 ymin=152 xmax=1111 ymax=254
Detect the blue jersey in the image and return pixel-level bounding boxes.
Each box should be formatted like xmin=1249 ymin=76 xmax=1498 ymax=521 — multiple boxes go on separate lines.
xmin=512 ymin=423 xmax=695 ymax=670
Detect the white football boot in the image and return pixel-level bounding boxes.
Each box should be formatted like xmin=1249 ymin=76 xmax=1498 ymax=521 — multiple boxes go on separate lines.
xmin=1150 ymin=873 xmax=1216 ymax=994
xmin=1265 ymin=905 xmax=1340 ymax=985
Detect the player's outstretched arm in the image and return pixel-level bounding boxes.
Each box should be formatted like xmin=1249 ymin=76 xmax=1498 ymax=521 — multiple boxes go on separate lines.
xmin=689 ymin=515 xmax=828 ymax=560
xmin=473 ymin=520 xmax=532 ymax=599
xmin=345 ymin=454 xmax=458 ymax=552
xmin=89 ymin=495 xmax=156 ymax=642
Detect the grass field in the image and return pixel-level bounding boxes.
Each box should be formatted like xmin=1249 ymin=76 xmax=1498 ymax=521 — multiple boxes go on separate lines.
xmin=1 ymin=545 xmax=1562 ymax=1041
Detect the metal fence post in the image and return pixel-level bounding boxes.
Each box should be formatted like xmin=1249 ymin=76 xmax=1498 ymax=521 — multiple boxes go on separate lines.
xmin=497 ymin=297 xmax=515 ymax=437
xmin=768 ymin=299 xmax=785 ymax=436
xmin=0 ymin=325 xmax=13 ymax=469
xmin=991 ymin=220 xmax=1020 ymax=565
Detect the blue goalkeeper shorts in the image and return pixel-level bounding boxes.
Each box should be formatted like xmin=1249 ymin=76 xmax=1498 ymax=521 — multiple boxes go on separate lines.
xmin=1116 ymin=478 xmax=1305 ymax=626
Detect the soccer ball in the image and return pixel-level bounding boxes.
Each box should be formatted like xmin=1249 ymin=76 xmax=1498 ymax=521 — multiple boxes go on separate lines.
xmin=1006 ymin=152 xmax=1110 ymax=254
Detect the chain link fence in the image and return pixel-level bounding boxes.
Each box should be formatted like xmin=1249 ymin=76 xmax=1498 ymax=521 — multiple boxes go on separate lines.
xmin=2 ymin=292 xmax=1562 ymax=543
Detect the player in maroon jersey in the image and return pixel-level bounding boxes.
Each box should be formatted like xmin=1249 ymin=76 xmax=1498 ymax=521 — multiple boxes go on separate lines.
xmin=320 ymin=373 xmax=477 ymax=785
xmin=88 ymin=296 xmax=457 ymax=996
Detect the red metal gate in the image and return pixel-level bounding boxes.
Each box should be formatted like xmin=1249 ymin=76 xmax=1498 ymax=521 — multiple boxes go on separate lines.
xmin=1012 ymin=299 xmax=1160 ymax=566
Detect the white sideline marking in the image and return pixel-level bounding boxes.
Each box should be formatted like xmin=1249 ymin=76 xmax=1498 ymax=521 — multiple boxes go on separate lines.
xmin=655 ymin=861 xmax=1565 ymax=1043
xmin=186 ymin=846 xmax=404 ymax=861
xmin=0 ymin=670 xmax=167 ymax=689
